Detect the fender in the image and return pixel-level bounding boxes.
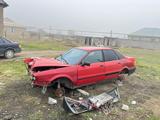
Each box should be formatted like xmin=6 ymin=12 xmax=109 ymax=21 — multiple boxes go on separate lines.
xmin=48 ymin=74 xmax=76 ymax=85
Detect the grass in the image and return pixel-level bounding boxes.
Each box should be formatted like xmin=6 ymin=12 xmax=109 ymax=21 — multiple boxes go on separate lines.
xmin=148 ymin=115 xmax=160 ymax=120
xmin=0 ymin=60 xmax=26 ymax=83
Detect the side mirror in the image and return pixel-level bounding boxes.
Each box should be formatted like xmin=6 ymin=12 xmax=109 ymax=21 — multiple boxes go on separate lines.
xmin=81 ymin=61 xmax=90 ymax=66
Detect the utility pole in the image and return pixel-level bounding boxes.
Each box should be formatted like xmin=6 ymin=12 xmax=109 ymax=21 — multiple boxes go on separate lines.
xmin=107 ymin=30 xmax=112 ymax=46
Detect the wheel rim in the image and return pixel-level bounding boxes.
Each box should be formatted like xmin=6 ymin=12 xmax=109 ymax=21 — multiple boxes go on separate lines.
xmin=6 ymin=50 xmax=14 ymax=58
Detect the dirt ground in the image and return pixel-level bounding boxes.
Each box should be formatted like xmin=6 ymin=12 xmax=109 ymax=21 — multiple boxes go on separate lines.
xmin=0 ymin=50 xmax=160 ymax=120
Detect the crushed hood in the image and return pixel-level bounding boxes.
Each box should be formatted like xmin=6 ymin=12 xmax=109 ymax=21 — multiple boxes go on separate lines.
xmin=24 ymin=57 xmax=70 ymax=69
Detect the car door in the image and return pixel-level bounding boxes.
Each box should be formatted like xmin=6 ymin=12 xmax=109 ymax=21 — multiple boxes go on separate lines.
xmin=77 ymin=50 xmax=106 ymax=86
xmin=103 ymin=50 xmax=123 ymax=79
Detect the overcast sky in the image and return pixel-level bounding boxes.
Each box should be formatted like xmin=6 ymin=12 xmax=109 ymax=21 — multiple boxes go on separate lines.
xmin=4 ymin=0 xmax=160 ymax=33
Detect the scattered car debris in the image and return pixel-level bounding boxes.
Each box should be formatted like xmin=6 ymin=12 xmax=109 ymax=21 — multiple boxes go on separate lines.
xmin=77 ymin=89 xmax=90 ymax=96
xmin=79 ymin=97 xmax=83 ymax=100
xmin=48 ymin=97 xmax=57 ymax=105
xmin=121 ymin=104 xmax=129 ymax=111
xmin=101 ymin=103 xmax=114 ymax=116
xmin=63 ymin=87 xmax=120 ymax=114
xmin=131 ymin=100 xmax=137 ymax=105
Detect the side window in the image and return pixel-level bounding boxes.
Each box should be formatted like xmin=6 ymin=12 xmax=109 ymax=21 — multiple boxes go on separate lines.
xmin=83 ymin=50 xmax=103 ymax=64
xmin=103 ymin=50 xmax=119 ymax=61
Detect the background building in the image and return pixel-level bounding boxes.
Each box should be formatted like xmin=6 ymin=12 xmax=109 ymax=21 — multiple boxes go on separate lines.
xmin=4 ymin=17 xmax=26 ymax=38
xmin=128 ymin=28 xmax=160 ymax=42
xmin=0 ymin=0 xmax=8 ymax=36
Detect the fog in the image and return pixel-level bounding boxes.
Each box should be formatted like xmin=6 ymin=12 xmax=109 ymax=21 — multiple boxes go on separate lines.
xmin=5 ymin=0 xmax=160 ymax=33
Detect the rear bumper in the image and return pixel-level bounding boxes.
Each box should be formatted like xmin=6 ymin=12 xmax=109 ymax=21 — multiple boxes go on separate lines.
xmin=128 ymin=67 xmax=136 ymax=75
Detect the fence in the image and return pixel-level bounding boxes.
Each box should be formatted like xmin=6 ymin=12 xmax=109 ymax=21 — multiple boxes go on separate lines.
xmin=3 ymin=26 xmax=129 ymax=41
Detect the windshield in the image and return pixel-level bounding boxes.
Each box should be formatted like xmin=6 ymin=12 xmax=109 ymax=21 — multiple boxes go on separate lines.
xmin=56 ymin=48 xmax=88 ymax=65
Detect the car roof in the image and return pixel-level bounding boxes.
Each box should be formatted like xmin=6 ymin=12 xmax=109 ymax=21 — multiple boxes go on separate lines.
xmin=76 ymin=47 xmax=112 ymax=51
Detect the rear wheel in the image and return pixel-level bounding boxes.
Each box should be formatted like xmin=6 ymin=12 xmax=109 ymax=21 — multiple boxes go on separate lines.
xmin=4 ymin=50 xmax=14 ymax=59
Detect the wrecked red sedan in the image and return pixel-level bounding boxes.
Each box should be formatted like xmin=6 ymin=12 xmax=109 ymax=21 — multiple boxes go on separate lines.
xmin=24 ymin=47 xmax=136 ymax=95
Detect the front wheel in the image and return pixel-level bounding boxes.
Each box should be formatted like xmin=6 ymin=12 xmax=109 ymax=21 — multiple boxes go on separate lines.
xmin=4 ymin=50 xmax=14 ymax=59
xmin=55 ymin=87 xmax=65 ymax=97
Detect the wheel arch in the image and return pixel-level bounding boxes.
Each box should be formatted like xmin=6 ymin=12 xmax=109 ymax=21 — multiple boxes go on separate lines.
xmin=50 ymin=76 xmax=74 ymax=89
xmin=4 ymin=47 xmax=15 ymax=53
xmin=121 ymin=67 xmax=129 ymax=74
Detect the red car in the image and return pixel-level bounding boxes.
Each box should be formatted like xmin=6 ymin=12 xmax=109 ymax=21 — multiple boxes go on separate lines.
xmin=24 ymin=47 xmax=136 ymax=96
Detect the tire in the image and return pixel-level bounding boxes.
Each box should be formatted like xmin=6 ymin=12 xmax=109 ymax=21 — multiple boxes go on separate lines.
xmin=4 ymin=50 xmax=14 ymax=59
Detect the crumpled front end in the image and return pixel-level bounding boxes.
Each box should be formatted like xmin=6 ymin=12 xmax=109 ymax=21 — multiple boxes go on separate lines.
xmin=24 ymin=57 xmax=69 ymax=87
